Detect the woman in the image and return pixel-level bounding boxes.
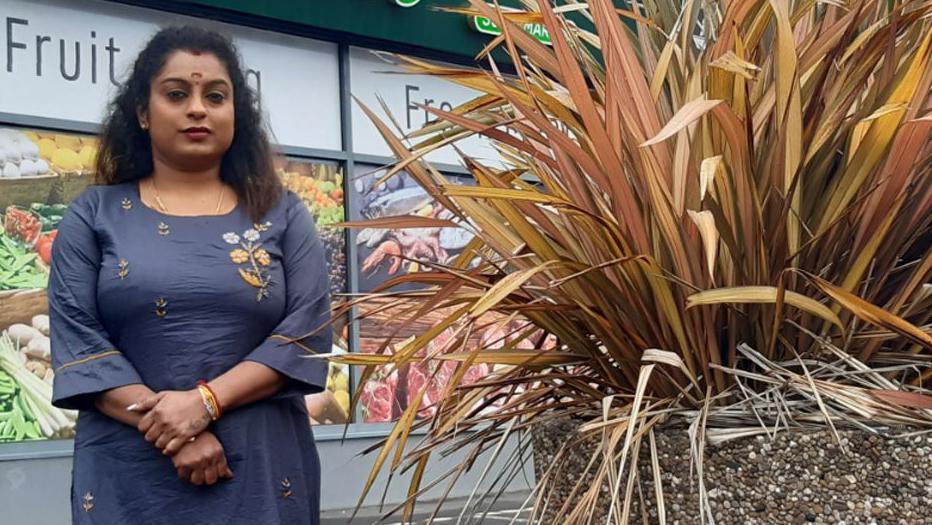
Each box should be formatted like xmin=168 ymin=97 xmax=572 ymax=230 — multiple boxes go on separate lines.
xmin=49 ymin=26 xmax=330 ymax=524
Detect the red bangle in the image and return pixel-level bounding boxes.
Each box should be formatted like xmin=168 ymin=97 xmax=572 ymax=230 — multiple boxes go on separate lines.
xmin=197 ymin=380 xmax=223 ymax=419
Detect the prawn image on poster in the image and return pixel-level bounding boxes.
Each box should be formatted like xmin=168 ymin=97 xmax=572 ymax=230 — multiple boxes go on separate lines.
xmin=350 ymin=166 xmax=475 ymax=293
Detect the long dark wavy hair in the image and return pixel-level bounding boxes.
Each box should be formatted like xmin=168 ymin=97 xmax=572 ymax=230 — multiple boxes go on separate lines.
xmin=95 ymin=26 xmax=281 ymax=222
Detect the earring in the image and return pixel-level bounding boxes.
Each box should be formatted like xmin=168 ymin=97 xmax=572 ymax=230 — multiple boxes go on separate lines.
xmin=140 ymin=121 xmax=149 ymax=130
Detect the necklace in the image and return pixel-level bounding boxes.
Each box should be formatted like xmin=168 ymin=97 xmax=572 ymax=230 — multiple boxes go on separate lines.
xmin=149 ymin=177 xmax=225 ymax=215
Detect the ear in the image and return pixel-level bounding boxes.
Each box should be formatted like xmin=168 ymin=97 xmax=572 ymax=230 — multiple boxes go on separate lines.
xmin=136 ymin=106 xmax=149 ymax=130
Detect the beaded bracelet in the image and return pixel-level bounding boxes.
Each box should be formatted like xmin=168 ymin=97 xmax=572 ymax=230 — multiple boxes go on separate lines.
xmin=196 ymin=380 xmax=222 ymax=421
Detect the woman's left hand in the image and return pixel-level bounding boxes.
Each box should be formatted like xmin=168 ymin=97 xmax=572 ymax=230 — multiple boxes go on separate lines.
xmin=133 ymin=390 xmax=212 ymax=455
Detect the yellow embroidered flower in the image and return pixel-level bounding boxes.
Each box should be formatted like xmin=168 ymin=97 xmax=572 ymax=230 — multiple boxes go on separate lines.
xmin=229 ymin=249 xmax=250 ymax=264
xmin=238 ymin=268 xmax=263 ymax=288
xmin=254 ymin=248 xmax=271 ymax=266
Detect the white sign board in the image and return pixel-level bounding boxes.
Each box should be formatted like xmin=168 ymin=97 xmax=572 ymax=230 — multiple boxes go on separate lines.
xmin=0 ymin=0 xmax=341 ymax=150
xmin=350 ymin=47 xmax=502 ymax=167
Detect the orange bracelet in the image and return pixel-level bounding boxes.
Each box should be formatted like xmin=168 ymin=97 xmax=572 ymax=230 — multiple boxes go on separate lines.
xmin=197 ymin=380 xmax=223 ymax=420
xmin=196 ymin=385 xmax=219 ymax=421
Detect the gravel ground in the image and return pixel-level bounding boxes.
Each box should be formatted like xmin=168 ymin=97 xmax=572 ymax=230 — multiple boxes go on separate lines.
xmin=533 ymin=419 xmax=932 ymax=524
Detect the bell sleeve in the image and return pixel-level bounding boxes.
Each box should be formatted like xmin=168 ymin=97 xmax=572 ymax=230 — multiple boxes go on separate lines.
xmin=244 ymin=194 xmax=331 ymax=398
xmin=50 ymin=190 xmax=144 ymax=411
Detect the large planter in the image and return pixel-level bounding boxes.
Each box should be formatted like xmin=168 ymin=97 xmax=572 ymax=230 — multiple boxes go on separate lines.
xmin=533 ymin=419 xmax=931 ymax=524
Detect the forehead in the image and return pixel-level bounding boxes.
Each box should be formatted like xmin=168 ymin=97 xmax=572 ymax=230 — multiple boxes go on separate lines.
xmin=156 ymin=50 xmax=231 ymax=81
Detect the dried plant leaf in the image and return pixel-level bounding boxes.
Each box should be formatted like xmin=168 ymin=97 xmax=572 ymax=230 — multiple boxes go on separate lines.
xmin=807 ymin=275 xmax=932 ymax=348
xmin=687 ymin=286 xmax=844 ymax=330
xmin=710 ymin=50 xmax=762 ymax=79
xmin=869 ymin=390 xmax=932 ymax=410
xmin=641 ymin=97 xmax=723 ymax=147
xmin=687 ymin=209 xmax=720 ymax=280
xmin=699 ymin=155 xmax=724 ymax=201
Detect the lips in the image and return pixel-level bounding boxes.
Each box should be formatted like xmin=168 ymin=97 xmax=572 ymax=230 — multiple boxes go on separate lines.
xmin=182 ymin=127 xmax=211 ymax=141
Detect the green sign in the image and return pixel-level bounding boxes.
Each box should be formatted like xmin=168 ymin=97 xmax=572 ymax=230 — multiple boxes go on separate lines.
xmin=471 ymin=14 xmax=552 ymax=46
xmin=392 ymin=0 xmax=422 ymax=6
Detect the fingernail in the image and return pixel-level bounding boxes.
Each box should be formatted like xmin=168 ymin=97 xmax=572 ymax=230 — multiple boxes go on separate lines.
xmin=126 ymin=404 xmax=138 ymax=411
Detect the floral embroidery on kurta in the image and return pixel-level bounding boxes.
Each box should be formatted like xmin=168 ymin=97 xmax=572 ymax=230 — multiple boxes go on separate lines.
xmin=121 ymin=198 xmax=133 ymax=211
xmin=81 ymin=491 xmax=95 ymax=512
xmin=154 ymin=297 xmax=168 ymax=318
xmin=223 ymin=222 xmax=273 ymax=302
xmin=280 ymin=478 xmax=293 ymax=499
xmin=158 ymin=222 xmax=170 ymax=236
xmin=118 ymin=259 xmax=129 ymax=280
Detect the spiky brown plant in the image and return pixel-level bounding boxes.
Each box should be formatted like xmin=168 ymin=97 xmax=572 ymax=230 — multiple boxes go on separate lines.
xmin=329 ymin=0 xmax=932 ymax=522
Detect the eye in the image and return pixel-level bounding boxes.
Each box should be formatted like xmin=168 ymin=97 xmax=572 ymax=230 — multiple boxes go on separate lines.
xmin=167 ymin=90 xmax=187 ymax=101
xmin=206 ymin=92 xmax=227 ymax=104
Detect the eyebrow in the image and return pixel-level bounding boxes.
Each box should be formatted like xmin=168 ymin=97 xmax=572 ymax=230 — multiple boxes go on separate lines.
xmin=159 ymin=77 xmax=231 ymax=88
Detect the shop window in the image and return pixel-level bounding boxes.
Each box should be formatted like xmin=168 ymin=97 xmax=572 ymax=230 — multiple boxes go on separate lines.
xmin=350 ymin=164 xmax=508 ymax=423
xmin=0 ymin=126 xmax=95 ymax=443
xmin=275 ymin=157 xmax=351 ymax=426
xmin=0 ymin=130 xmax=353 ymax=447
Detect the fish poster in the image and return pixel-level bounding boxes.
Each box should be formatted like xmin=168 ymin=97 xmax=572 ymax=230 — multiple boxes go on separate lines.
xmin=350 ymin=165 xmax=475 ymax=293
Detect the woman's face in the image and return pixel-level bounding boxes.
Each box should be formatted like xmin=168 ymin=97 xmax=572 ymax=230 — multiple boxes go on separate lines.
xmin=140 ymin=50 xmax=235 ymax=171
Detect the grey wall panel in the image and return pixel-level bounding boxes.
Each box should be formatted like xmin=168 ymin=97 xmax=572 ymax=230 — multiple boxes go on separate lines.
xmin=1 ymin=432 xmax=535 ymax=524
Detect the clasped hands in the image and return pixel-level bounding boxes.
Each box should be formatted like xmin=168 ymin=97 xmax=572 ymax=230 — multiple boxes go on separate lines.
xmin=129 ymin=389 xmax=233 ymax=486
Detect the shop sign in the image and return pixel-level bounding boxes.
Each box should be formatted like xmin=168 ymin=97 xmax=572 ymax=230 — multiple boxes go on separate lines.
xmin=471 ymin=10 xmax=552 ymax=46
xmin=0 ymin=0 xmax=341 ymax=150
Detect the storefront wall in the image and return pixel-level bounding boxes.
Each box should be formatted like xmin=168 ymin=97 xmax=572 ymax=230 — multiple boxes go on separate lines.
xmin=0 ymin=0 xmax=533 ymax=520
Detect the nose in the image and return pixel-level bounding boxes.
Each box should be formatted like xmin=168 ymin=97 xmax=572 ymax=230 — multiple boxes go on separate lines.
xmin=187 ymin=96 xmax=207 ymax=119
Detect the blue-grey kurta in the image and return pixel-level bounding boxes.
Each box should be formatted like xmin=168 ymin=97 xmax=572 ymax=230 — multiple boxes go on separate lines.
xmin=49 ymin=180 xmax=330 ymax=525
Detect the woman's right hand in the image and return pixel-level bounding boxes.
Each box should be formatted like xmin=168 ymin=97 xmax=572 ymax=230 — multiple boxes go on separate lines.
xmin=171 ymin=430 xmax=234 ymax=485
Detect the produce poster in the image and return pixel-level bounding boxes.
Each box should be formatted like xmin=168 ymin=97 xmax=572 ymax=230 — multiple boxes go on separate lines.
xmin=0 ymin=128 xmax=352 ymax=445
xmin=1 ymin=126 xmax=92 ymax=443
xmin=350 ymin=165 xmax=476 ymax=294
xmin=277 ymin=159 xmax=351 ymax=425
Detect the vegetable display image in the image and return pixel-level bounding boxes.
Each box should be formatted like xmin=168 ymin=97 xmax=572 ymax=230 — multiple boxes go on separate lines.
xmin=0 ymin=127 xmax=95 ymax=444
xmin=2 ymin=204 xmax=63 ymax=270
xmin=4 ymin=206 xmax=43 ymax=245
xmin=277 ymin=159 xmax=352 ymax=426
xmin=277 ymin=159 xmax=347 ymax=297
xmin=0 ymin=128 xmax=97 ymax=175
xmin=304 ymin=324 xmax=352 ymax=425
xmin=0 ymin=317 xmax=77 ymax=442
xmin=351 ymin=167 xmax=475 ymax=293
xmin=305 ymin=350 xmax=352 ymax=426
xmin=0 ymin=231 xmax=49 ymax=291
xmin=0 ymin=128 xmax=50 ymax=179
